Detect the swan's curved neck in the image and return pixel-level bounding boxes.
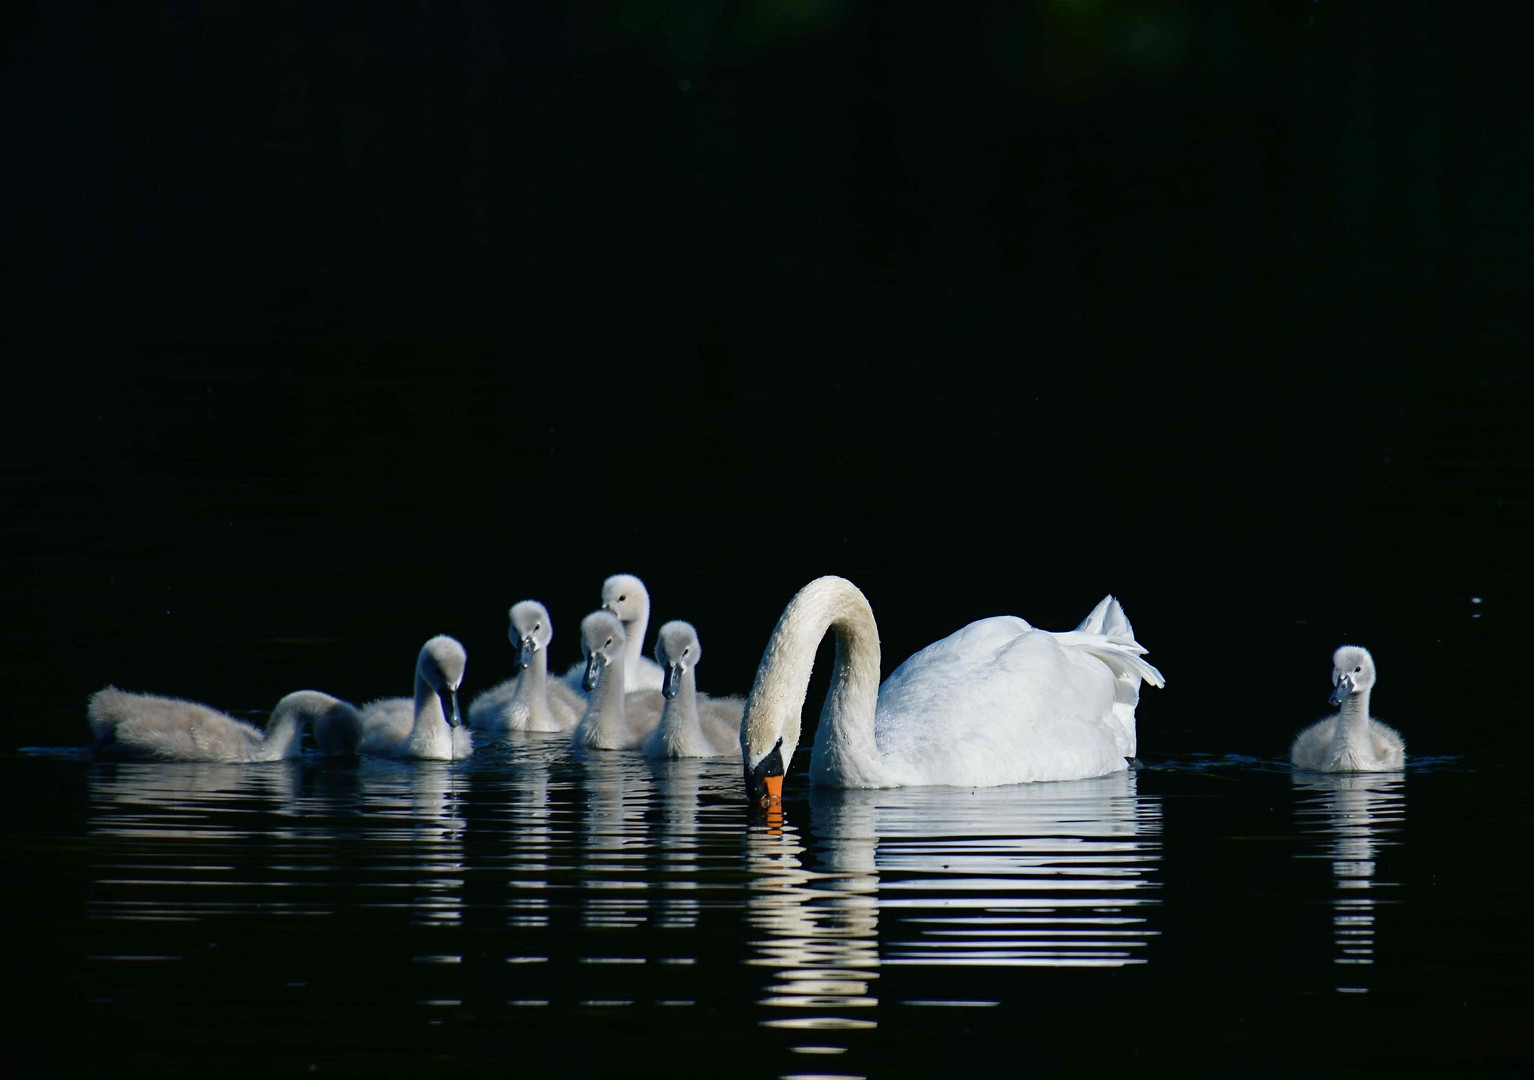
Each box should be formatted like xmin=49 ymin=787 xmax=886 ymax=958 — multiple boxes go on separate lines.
xmin=742 ymin=577 xmax=884 ymax=784
xmin=655 ymin=668 xmax=698 ymax=747
xmin=577 ymin=655 xmax=627 ymax=748
xmin=261 ymin=710 xmax=306 ymax=758
xmin=1337 ymin=688 xmax=1371 ymax=736
xmin=413 ymin=677 xmax=449 ymax=735
xmin=622 ymin=611 xmax=648 ymax=683
xmin=513 ymin=646 xmax=551 ymax=725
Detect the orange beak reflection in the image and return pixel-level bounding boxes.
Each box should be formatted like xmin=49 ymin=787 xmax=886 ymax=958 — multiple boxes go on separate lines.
xmin=762 ymin=775 xmax=783 ymax=803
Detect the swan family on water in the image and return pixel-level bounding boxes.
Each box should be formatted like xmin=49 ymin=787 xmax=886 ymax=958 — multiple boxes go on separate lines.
xmin=83 ymin=572 xmax=1407 ymax=789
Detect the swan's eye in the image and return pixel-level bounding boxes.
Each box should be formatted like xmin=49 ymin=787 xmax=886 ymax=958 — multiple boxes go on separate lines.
xmin=1354 ymin=666 xmax=1362 ymax=673
xmin=683 ymin=647 xmax=690 ymax=656
xmin=605 ymin=638 xmax=613 ymax=648
xmin=619 ymin=594 xmax=627 ymax=602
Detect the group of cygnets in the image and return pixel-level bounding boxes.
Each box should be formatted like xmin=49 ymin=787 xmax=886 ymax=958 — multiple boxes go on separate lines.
xmin=86 ymin=572 xmax=1406 ymax=802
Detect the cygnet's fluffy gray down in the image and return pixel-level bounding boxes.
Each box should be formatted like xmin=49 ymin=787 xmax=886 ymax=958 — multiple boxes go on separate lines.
xmin=360 ymin=635 xmax=474 ymax=761
xmin=469 ymin=600 xmax=585 ymax=734
xmin=558 ymin=574 xmax=666 ymax=693
xmin=643 ymin=620 xmax=744 ymax=759
xmin=1291 ymin=645 xmax=1405 ymax=772
xmin=88 ymin=687 xmax=361 ymax=763
xmin=570 ymin=610 xmax=664 ymax=751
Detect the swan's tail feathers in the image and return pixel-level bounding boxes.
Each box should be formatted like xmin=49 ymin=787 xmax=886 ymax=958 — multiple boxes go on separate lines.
xmin=1076 ymin=595 xmax=1136 ymax=642
xmin=1084 ymin=646 xmax=1165 ymax=690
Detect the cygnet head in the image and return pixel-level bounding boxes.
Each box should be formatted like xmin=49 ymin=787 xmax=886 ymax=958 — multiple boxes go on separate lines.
xmin=655 ymin=620 xmax=701 ymax=700
xmin=281 ymin=691 xmax=364 ymax=756
xmin=579 ymin=610 xmax=626 ymax=693
xmin=417 ymin=635 xmax=467 ymax=727
xmin=1329 ymin=645 xmax=1376 ymax=706
xmin=508 ymin=600 xmax=553 ymax=670
xmin=600 ymin=574 xmax=650 ymax=626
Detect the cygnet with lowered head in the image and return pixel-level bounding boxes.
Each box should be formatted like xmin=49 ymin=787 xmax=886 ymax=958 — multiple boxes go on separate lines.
xmin=89 ymin=687 xmax=362 ymax=763
xmin=570 ymin=610 xmax=664 ymax=751
xmin=469 ymin=600 xmax=585 ymax=734
xmin=643 ymin=620 xmax=745 ymax=759
xmin=359 ymin=635 xmax=473 ymax=760
xmin=1291 ymin=645 xmax=1405 ymax=772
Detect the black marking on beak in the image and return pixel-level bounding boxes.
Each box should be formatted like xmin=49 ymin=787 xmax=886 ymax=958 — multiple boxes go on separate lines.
xmin=664 ymin=662 xmax=683 ymax=700
xmin=516 ymin=635 xmax=536 ymax=672
xmin=1328 ymin=675 xmax=1352 ymax=707
xmin=582 ymin=652 xmax=603 ymax=693
xmin=439 ymin=686 xmax=461 ymax=729
xmin=744 ymin=738 xmax=784 ymax=806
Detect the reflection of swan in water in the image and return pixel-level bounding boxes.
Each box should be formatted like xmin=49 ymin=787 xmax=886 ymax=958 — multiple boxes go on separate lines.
xmin=744 ymin=770 xmax=1162 ymax=1064
xmin=84 ymin=759 xmax=309 ymax=922
xmin=576 ymin=754 xmax=657 ymax=929
xmin=1292 ymin=771 xmax=1405 ymax=990
xmin=809 ymin=770 xmax=1162 ymax=968
xmin=648 ymin=757 xmax=741 ymax=929
xmin=356 ymin=759 xmax=468 ymax=925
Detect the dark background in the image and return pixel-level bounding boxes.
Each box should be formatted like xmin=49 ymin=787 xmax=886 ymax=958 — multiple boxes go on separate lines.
xmin=2 ymin=1 xmax=1530 ymax=757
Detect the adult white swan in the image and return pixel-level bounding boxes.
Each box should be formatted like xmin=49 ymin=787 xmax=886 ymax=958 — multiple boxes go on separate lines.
xmin=740 ymin=576 xmax=1165 ymax=802
xmin=88 ymin=687 xmax=362 ymax=763
xmin=359 ymin=635 xmax=473 ymax=761
xmin=643 ymin=620 xmax=744 ymax=759
xmin=469 ymin=600 xmax=585 ymax=734
xmin=1290 ymin=645 xmax=1405 ymax=772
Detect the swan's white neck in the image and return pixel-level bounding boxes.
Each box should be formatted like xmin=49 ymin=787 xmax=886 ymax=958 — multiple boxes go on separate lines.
xmin=410 ymin=677 xmax=454 ymax=755
xmin=1335 ymin=689 xmax=1372 ymax=740
xmin=654 ymin=667 xmax=700 ymax=756
xmin=512 ymin=644 xmax=554 ymax=729
xmin=576 ymin=653 xmax=628 ymax=749
xmin=621 ymin=611 xmax=648 ymax=685
xmin=741 ymin=576 xmax=886 ymax=786
xmin=260 ymin=710 xmax=306 ymax=760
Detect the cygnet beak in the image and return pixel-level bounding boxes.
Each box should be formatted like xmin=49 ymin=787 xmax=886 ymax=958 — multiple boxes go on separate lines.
xmin=582 ymin=651 xmax=604 ymax=693
xmin=1328 ymin=674 xmax=1353 ymax=707
xmin=438 ymin=685 xmax=461 ymax=728
xmin=516 ymin=634 xmax=537 ymax=671
xmin=663 ymin=662 xmax=684 ymax=700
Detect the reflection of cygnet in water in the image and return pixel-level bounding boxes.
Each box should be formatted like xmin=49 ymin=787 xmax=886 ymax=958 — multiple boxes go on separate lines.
xmin=1291 ymin=646 xmax=1404 ymax=772
xmin=359 ymin=636 xmax=473 ymax=761
xmin=643 ymin=621 xmax=744 ymax=759
xmin=89 ymin=687 xmax=361 ymax=763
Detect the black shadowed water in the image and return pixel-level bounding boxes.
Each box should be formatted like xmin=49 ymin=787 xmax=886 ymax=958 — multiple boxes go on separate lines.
xmin=5 ymin=732 xmax=1532 ymax=1077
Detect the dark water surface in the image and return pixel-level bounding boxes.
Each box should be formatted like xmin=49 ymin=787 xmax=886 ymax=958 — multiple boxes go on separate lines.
xmin=6 ymin=741 xmax=1531 ymax=1077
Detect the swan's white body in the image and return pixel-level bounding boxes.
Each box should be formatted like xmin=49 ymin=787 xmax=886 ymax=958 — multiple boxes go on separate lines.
xmin=88 ymin=688 xmax=360 ymax=763
xmin=1291 ymin=645 xmax=1404 ymax=772
xmin=740 ymin=576 xmax=1165 ymax=792
xmin=643 ymin=620 xmax=744 ymax=759
xmin=571 ymin=611 xmax=664 ymax=751
xmin=360 ymin=635 xmax=474 ymax=761
xmin=469 ymin=601 xmax=585 ymax=734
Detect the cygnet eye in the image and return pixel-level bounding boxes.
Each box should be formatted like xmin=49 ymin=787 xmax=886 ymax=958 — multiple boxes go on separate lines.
xmin=605 ymin=638 xmax=613 ymax=648
xmin=1354 ymin=666 xmax=1362 ymax=673
xmin=618 ymin=594 xmax=627 ymax=602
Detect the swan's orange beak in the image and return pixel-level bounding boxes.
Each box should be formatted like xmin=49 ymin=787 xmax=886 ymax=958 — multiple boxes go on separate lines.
xmin=744 ymin=738 xmax=786 ymax=807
